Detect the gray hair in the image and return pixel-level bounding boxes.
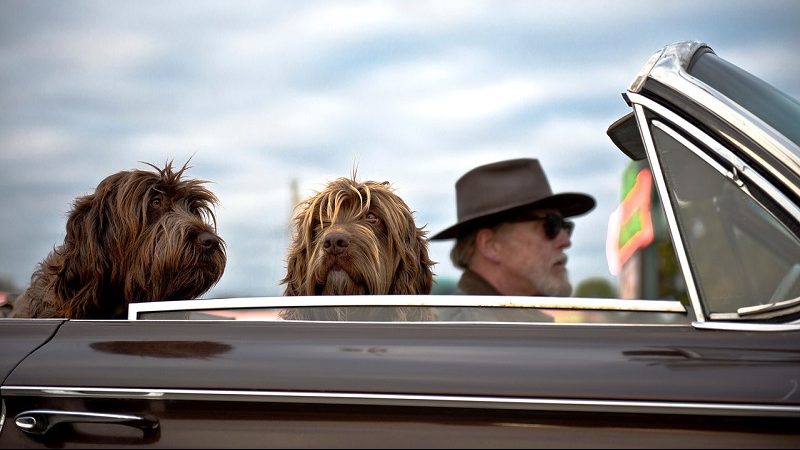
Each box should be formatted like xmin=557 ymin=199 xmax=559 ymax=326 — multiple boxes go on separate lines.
xmin=449 ymin=231 xmax=477 ymax=269
xmin=450 ymin=222 xmax=507 ymax=269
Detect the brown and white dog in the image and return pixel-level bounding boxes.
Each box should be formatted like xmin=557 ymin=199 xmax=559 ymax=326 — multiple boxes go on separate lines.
xmin=281 ymin=176 xmax=434 ymax=320
xmin=11 ymin=161 xmax=226 ymax=319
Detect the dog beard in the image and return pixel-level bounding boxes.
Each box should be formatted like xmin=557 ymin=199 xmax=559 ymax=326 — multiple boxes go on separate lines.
xmin=319 ymin=270 xmax=365 ymax=295
xmin=130 ymin=213 xmax=227 ymax=303
xmin=312 ymin=239 xmax=385 ymax=295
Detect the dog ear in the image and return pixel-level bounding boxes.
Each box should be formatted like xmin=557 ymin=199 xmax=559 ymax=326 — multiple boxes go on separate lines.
xmin=391 ymin=225 xmax=435 ymax=295
xmin=282 ymin=245 xmax=308 ymax=296
xmin=51 ymin=193 xmax=108 ymax=318
xmin=282 ymin=209 xmax=314 ymax=296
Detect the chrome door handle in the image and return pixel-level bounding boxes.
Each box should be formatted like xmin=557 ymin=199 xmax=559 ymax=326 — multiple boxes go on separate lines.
xmin=15 ymin=409 xmax=159 ymax=435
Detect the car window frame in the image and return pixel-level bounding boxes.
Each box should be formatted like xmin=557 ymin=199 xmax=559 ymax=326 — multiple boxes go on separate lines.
xmin=128 ymin=295 xmax=688 ymax=325
xmin=629 ymin=93 xmax=800 ymax=329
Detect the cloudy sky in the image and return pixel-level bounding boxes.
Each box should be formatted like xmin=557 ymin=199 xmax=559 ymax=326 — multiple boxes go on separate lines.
xmin=1 ymin=0 xmax=798 ymax=298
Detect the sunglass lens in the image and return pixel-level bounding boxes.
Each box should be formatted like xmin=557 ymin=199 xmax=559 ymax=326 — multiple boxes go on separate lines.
xmin=544 ymin=215 xmax=573 ymax=239
xmin=563 ymin=220 xmax=574 ymax=236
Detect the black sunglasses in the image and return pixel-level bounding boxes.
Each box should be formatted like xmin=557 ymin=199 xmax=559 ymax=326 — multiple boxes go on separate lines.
xmin=528 ymin=214 xmax=574 ymax=239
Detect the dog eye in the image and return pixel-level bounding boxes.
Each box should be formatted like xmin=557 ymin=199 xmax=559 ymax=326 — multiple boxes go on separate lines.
xmin=365 ymin=212 xmax=380 ymax=224
xmin=149 ymin=195 xmax=163 ymax=209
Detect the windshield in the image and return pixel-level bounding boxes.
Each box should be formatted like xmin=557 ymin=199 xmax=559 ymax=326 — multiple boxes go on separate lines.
xmin=651 ymin=120 xmax=800 ymax=317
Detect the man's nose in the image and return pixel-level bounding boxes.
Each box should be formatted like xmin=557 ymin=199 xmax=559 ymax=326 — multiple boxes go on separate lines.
xmin=555 ymin=228 xmax=572 ymax=248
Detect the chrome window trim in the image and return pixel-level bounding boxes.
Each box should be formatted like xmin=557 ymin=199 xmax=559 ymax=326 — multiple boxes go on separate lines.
xmin=651 ymin=119 xmax=793 ymax=217
xmin=692 ymin=321 xmax=800 ymax=332
xmin=627 ymin=92 xmax=800 ymax=225
xmin=642 ymin=41 xmax=800 ymax=190
xmin=127 ymin=295 xmax=686 ymax=320
xmin=3 ymin=386 xmax=799 ymax=418
xmin=633 ymin=103 xmax=705 ymax=322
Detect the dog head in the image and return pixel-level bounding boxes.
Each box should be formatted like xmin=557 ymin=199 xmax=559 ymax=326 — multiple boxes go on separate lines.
xmin=283 ymin=176 xmax=433 ymax=296
xmin=50 ymin=160 xmax=226 ymax=318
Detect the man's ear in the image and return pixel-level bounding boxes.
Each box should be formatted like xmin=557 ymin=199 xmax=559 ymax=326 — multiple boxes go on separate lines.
xmin=475 ymin=227 xmax=502 ymax=263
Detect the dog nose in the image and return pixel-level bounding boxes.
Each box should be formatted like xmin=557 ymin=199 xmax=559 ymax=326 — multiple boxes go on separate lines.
xmin=323 ymin=232 xmax=349 ymax=255
xmin=197 ymin=231 xmax=221 ymax=250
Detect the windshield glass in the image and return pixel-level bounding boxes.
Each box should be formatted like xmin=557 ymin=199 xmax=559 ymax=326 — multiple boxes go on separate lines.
xmin=651 ymin=121 xmax=800 ymax=316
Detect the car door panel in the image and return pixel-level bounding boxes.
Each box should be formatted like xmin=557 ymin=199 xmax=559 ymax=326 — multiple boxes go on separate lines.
xmin=2 ymin=397 xmax=799 ymax=448
xmin=5 ymin=321 xmax=800 ymax=401
xmin=0 ymin=320 xmax=63 ymax=381
xmin=2 ymin=320 xmax=799 ymax=447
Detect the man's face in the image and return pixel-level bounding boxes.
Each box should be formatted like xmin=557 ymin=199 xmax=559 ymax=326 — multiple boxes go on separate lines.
xmin=492 ymin=209 xmax=572 ymax=296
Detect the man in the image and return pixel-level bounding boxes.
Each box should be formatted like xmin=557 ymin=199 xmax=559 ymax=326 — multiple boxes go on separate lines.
xmin=431 ymin=158 xmax=595 ymax=321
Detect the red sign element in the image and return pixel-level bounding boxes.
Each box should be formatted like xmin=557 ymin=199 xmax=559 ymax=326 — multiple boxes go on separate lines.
xmin=607 ymin=167 xmax=656 ymax=276
xmin=616 ymin=168 xmax=655 ymax=268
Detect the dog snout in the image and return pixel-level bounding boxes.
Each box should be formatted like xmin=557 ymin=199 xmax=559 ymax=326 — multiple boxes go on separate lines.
xmin=196 ymin=231 xmax=222 ymax=250
xmin=323 ymin=231 xmax=350 ymax=255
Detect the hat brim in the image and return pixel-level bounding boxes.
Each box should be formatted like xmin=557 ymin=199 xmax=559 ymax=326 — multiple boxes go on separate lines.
xmin=430 ymin=192 xmax=596 ymax=240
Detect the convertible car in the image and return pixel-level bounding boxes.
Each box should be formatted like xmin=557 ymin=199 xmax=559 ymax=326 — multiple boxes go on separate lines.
xmin=1 ymin=41 xmax=799 ymax=448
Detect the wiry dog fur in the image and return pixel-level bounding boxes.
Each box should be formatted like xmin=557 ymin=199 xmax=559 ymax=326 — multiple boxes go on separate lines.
xmin=11 ymin=161 xmax=226 ymax=319
xmin=281 ymin=176 xmax=434 ymax=321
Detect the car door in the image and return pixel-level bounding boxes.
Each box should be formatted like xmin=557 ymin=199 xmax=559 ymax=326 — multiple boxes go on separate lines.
xmin=1 ymin=317 xmax=799 ymax=448
xmin=0 ymin=320 xmax=63 ymax=381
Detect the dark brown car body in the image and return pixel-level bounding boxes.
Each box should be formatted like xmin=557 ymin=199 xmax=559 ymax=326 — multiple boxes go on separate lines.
xmin=1 ymin=319 xmax=799 ymax=448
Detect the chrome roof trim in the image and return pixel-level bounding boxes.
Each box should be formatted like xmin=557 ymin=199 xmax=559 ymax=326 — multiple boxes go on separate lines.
xmin=127 ymin=295 xmax=686 ymax=320
xmin=630 ymin=41 xmax=707 ymax=94
xmin=630 ymin=41 xmax=706 ymax=93
xmin=629 ymin=47 xmax=665 ymax=93
xmin=643 ymin=42 xmax=800 ymax=193
xmin=3 ymin=386 xmax=799 ymax=418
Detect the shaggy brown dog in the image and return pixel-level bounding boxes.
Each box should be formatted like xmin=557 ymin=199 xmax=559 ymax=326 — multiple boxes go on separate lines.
xmin=281 ymin=176 xmax=434 ymax=321
xmin=10 ymin=161 xmax=226 ymax=319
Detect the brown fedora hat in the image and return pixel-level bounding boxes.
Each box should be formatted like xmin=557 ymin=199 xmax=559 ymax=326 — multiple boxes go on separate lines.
xmin=431 ymin=158 xmax=595 ymax=240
